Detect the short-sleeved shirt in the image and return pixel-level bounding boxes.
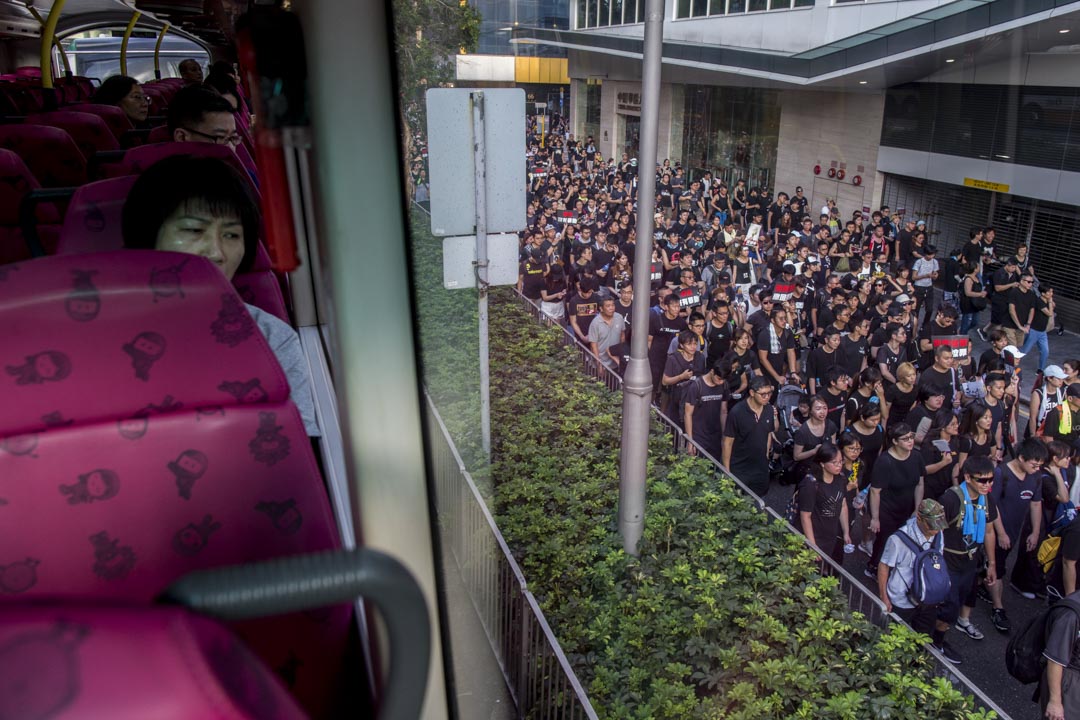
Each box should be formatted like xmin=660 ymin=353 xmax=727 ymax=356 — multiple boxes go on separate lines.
xmin=939 ymin=485 xmax=999 ymax=573
xmin=756 ymin=326 xmax=797 ymax=376
xmin=991 ymin=462 xmax=1043 ymax=541
xmin=838 ymin=334 xmax=870 ymax=378
xmin=587 ymin=313 xmax=626 ymax=370
xmin=885 ymin=383 xmax=917 ymax=428
xmin=1043 ymin=589 xmax=1080 ymax=670
xmin=1007 ymin=287 xmax=1037 ymax=329
xmin=723 ymin=401 xmax=776 ymax=487
xmin=683 ymin=376 xmax=728 ymax=451
xmin=805 ymin=347 xmax=840 ymax=388
xmin=880 ymin=519 xmax=939 ymax=609
xmin=877 ymin=343 xmax=907 ymax=383
xmin=871 ymin=451 xmax=926 ymax=523
xmin=568 ymin=293 xmax=600 ymax=333
xmin=798 ymin=474 xmax=846 ymax=547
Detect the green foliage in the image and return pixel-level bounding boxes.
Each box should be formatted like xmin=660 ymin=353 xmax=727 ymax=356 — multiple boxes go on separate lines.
xmin=407 ymin=211 xmax=994 ymax=719
xmin=390 ymin=0 xmax=481 ymax=109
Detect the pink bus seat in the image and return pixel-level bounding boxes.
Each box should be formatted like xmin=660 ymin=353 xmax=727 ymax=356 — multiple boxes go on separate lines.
xmin=0 ymin=605 xmax=308 ymax=720
xmin=0 ymin=124 xmax=88 ymax=188
xmin=15 ymin=66 xmax=41 ymax=79
xmin=236 ymin=137 xmax=258 ymax=178
xmin=57 ymin=178 xmax=289 ymax=324
xmin=0 ymin=83 xmax=42 ymax=114
xmin=24 ymin=111 xmax=121 ymax=161
xmin=67 ymin=103 xmax=135 ymax=142
xmin=147 ymin=124 xmax=172 ymax=143
xmin=56 ymin=176 xmax=137 ymax=256
xmin=121 ymin=142 xmax=255 ymax=193
xmin=0 ymin=250 xmax=349 ymax=715
xmin=0 ymin=149 xmax=60 ymax=265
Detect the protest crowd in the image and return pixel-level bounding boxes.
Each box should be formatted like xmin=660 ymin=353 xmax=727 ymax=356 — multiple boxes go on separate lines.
xmin=500 ymin=113 xmax=1080 ymax=720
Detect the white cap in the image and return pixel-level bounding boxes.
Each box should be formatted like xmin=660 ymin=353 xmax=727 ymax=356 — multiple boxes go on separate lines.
xmin=1045 ymin=365 xmax=1067 ymax=379
xmin=896 ymin=293 xmax=912 ymax=304
xmin=1003 ymin=345 xmax=1026 ymax=359
xmin=807 ymin=255 xmax=820 ymax=264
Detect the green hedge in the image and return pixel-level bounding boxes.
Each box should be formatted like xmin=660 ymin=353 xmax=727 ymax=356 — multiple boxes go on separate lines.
xmin=408 ymin=213 xmax=995 ymax=719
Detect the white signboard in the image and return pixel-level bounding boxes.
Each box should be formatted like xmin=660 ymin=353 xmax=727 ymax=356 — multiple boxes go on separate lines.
xmin=426 ymin=88 xmax=527 ymax=237
xmin=441 ymin=234 xmax=520 ymax=290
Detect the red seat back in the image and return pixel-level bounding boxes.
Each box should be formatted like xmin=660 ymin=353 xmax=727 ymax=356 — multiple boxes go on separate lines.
xmin=121 ymin=141 xmax=253 ymax=189
xmin=0 ymin=250 xmax=348 ymax=715
xmin=147 ymin=125 xmax=172 ymax=143
xmin=0 ymin=605 xmax=308 ymax=720
xmin=24 ymin=111 xmax=121 ymax=159
xmin=67 ymin=103 xmax=135 ymax=141
xmin=0 ymin=148 xmax=60 ymax=265
xmin=0 ymin=124 xmax=88 ymax=188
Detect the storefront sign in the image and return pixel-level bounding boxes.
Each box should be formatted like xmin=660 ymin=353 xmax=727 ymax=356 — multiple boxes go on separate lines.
xmin=963 ymin=178 xmax=1010 ymax=193
xmin=616 ymin=91 xmax=641 ymax=114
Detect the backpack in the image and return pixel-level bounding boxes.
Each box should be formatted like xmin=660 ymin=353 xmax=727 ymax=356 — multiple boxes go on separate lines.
xmin=784 ymin=475 xmax=814 ymax=527
xmin=1005 ymin=597 xmax=1080 ymax=684
xmin=893 ymin=529 xmax=952 ymax=606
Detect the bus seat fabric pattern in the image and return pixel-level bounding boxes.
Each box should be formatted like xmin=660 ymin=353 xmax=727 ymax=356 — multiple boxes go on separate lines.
xmin=0 ymin=149 xmax=60 ymax=265
xmin=0 ymin=124 xmax=88 ymax=188
xmin=0 ymin=605 xmax=308 ymax=720
xmin=24 ymin=111 xmax=121 ymax=160
xmin=56 ymin=178 xmax=289 ymax=323
xmin=0 ymin=250 xmax=349 ymax=717
xmin=122 ymin=142 xmax=254 ymax=193
xmin=67 ymin=103 xmax=135 ymax=142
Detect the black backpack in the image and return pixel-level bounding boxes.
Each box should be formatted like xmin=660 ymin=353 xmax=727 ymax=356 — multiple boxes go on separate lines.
xmin=1005 ymin=596 xmax=1080 ymax=684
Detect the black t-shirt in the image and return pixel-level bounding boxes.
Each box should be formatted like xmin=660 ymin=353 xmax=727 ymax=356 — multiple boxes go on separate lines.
xmin=921 ymin=435 xmax=959 ymax=502
xmin=939 ymin=485 xmax=999 ymax=573
xmin=567 ymin=293 xmax=599 ymax=333
xmin=991 ymin=268 xmax=1015 ymax=308
xmin=798 ymin=474 xmax=846 ymax=547
xmin=820 ymin=388 xmax=847 ymax=427
xmin=850 ymin=422 xmax=885 ymax=478
xmin=838 ymin=334 xmax=870 ymax=378
xmin=871 ymin=451 xmax=926 ymax=522
xmin=705 ymin=319 xmax=735 ymax=367
xmin=756 ymin=326 xmax=797 ymax=376
xmin=648 ymin=312 xmax=685 ymax=368
xmin=683 ymin=376 xmax=728 ymax=449
xmin=519 ymin=260 xmax=547 ymax=300
xmin=918 ymin=366 xmax=957 ymax=412
xmin=885 ymin=383 xmax=917 ymax=428
xmin=1031 ymin=295 xmax=1051 ymax=332
xmin=961 ymin=241 xmax=983 ymax=268
xmin=877 ymin=344 xmax=907 ymax=383
xmin=1047 ymin=518 xmax=1080 ymax=598
xmin=806 ymin=347 xmax=840 ymax=388
xmin=723 ymin=401 xmax=775 ymax=469
xmin=991 ymin=462 xmax=1044 ymax=541
xmin=722 ymin=348 xmax=758 ymax=398
xmin=1007 ymin=287 xmax=1037 ymax=329
xmin=793 ymin=419 xmax=838 ymax=451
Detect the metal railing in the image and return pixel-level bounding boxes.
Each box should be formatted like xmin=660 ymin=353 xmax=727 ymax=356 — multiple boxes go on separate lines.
xmin=426 ymin=393 xmax=600 ymax=720
xmin=511 ymin=290 xmax=1011 ymax=719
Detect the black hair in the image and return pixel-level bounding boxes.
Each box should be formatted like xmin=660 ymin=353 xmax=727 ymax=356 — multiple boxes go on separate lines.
xmin=917 ymin=384 xmax=945 ymax=403
xmin=121 ymin=155 xmax=260 ymax=275
xmin=887 ymin=422 xmax=913 ymax=445
xmin=962 ymin=455 xmax=995 ymax=479
xmin=203 ymin=74 xmax=240 ymax=108
xmin=91 ymin=75 xmax=138 ymax=106
xmin=1016 ymin=437 xmax=1049 ymax=463
xmin=857 ymin=402 xmax=882 ymax=422
xmin=813 ymin=442 xmax=841 ymax=477
xmin=167 ymin=85 xmax=236 ymax=133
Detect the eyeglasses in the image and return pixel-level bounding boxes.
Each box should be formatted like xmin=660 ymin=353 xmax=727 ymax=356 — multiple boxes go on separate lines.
xmin=754 ymin=389 xmax=774 ymax=397
xmin=128 ymin=94 xmax=151 ymax=105
xmin=898 ymin=434 xmax=916 ymax=442
xmin=1021 ymin=279 xmax=1034 ymax=284
xmin=181 ymin=127 xmax=242 ymax=146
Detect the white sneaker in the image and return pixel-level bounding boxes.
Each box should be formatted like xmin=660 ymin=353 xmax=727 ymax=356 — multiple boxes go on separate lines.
xmin=955 ymin=619 xmax=984 ymax=640
xmin=858 ymin=540 xmax=874 ymax=557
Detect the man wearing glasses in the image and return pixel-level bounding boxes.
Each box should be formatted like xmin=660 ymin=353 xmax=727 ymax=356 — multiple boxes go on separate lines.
xmin=722 ymin=376 xmax=777 ymax=497
xmin=1006 ymin=271 xmax=1038 ymax=349
xmin=935 ymin=456 xmax=999 ymax=662
xmin=167 ymin=86 xmax=242 ymax=150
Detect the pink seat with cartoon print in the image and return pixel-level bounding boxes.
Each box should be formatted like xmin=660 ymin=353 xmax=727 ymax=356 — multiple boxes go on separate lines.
xmin=0 ymin=605 xmax=307 ymax=720
xmin=56 ymin=176 xmax=289 ymax=323
xmin=0 ymin=250 xmax=347 ymax=717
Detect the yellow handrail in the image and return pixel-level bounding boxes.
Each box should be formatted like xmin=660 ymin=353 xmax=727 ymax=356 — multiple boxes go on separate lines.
xmin=26 ymin=3 xmax=70 ymax=77
xmin=120 ymin=11 xmax=141 ymax=76
xmin=38 ymin=0 xmax=67 ymax=89
xmin=153 ymin=23 xmax=170 ymax=79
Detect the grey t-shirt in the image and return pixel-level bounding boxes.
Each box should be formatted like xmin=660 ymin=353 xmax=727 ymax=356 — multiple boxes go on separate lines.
xmin=247 ymin=304 xmax=320 ymax=437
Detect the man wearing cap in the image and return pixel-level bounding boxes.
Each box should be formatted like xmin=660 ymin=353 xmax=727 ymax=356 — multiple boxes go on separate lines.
xmin=912 ymin=244 xmax=939 ymax=323
xmin=1031 ymin=365 xmax=1068 ymax=439
xmin=1041 ymin=384 xmax=1080 ymax=445
xmin=1006 ymin=271 xmax=1038 ymax=349
xmin=878 ymin=498 xmax=959 ymax=661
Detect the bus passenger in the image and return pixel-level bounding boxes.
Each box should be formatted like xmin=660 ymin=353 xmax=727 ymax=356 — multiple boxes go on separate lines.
xmin=91 ymin=75 xmax=150 ymax=127
xmin=167 ymin=85 xmax=241 ymax=150
xmin=120 ymin=155 xmax=319 ymax=437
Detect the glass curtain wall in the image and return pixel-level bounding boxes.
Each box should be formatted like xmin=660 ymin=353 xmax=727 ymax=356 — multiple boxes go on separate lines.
xmin=584 ymin=81 xmax=602 ymax=142
xmin=681 ymin=85 xmax=780 ymax=189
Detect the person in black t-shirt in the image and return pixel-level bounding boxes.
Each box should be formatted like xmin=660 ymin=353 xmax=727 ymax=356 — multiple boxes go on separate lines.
xmin=917 ymin=304 xmax=960 ymax=370
xmin=937 ymin=456 xmax=998 ymax=653
xmin=648 ymin=293 xmax=686 ymax=392
xmin=838 ymin=313 xmax=871 ymax=378
xmin=517 ymin=250 xmax=548 ymax=300
xmin=722 ymin=376 xmax=778 ymax=496
xmin=1005 ymin=271 xmax=1037 ymax=348
xmin=989 ymin=256 xmax=1019 ymax=328
xmin=918 ymin=345 xmax=961 ymax=413
xmin=797 ymin=443 xmax=851 ymax=563
xmin=806 ymin=326 xmax=842 ymax=395
xmin=867 ymin=423 xmax=926 ymax=573
xmin=757 ymin=307 xmax=799 ymax=387
xmin=683 ymin=361 xmax=729 ymax=459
